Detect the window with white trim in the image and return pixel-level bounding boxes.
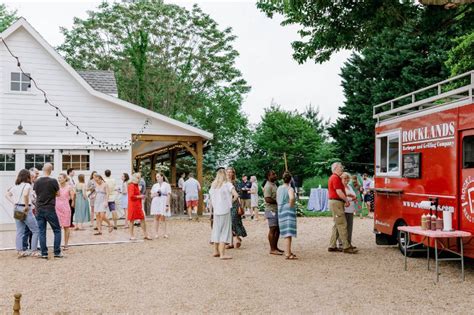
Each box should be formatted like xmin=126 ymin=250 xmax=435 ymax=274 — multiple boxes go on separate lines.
xmin=376 ymin=131 xmax=401 ymax=176
xmin=25 ymin=154 xmax=54 ymax=171
xmin=62 ymin=154 xmax=90 ymax=171
xmin=0 ymin=154 xmax=15 ymax=171
xmin=10 ymin=72 xmax=31 ymax=92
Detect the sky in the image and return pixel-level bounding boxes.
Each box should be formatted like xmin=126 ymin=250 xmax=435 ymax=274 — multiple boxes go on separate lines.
xmin=3 ymin=0 xmax=351 ymax=124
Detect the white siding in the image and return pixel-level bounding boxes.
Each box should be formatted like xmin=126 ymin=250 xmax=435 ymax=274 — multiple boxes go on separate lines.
xmin=0 ymin=26 xmax=208 ymax=223
xmin=0 ymin=27 xmax=198 ymax=151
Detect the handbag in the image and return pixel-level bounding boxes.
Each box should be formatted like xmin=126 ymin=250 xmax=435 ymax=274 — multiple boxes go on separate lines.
xmin=13 ymin=184 xmax=28 ymax=221
xmin=237 ymin=200 xmax=245 ymax=216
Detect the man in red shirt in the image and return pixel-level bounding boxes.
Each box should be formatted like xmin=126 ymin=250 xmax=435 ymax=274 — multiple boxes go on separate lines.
xmin=328 ymin=162 xmax=358 ymax=254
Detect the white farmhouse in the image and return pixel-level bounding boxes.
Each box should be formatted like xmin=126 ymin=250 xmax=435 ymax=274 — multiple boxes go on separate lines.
xmin=0 ymin=18 xmax=212 ymax=224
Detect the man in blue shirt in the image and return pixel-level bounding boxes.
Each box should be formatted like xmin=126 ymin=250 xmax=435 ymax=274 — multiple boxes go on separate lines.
xmin=238 ymin=175 xmax=252 ymax=218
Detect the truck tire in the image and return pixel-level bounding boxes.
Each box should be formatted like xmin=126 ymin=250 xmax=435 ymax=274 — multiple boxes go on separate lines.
xmin=375 ymin=233 xmax=397 ymax=245
xmin=397 ymin=221 xmax=422 ymax=257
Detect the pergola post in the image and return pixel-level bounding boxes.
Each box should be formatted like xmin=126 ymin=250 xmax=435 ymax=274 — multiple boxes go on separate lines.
xmin=150 ymin=154 xmax=157 ymax=183
xmin=170 ymin=149 xmax=177 ymax=187
xmin=196 ymin=140 xmax=204 ymax=215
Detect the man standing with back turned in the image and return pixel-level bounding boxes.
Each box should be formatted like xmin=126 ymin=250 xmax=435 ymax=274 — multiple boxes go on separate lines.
xmin=34 ymin=163 xmax=63 ymax=259
xmin=328 ymin=162 xmax=358 ymax=254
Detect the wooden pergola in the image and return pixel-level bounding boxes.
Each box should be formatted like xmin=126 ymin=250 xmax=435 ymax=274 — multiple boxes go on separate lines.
xmin=132 ymin=134 xmax=209 ymax=214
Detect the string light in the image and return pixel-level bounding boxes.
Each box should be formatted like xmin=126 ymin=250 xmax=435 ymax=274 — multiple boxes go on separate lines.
xmin=1 ymin=37 xmax=151 ymax=151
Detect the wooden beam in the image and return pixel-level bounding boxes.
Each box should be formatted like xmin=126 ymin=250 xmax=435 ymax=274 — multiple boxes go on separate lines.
xmin=134 ymin=134 xmax=204 ymax=142
xmin=150 ymin=154 xmax=157 ymax=182
xmin=196 ymin=140 xmax=204 ymax=215
xmin=170 ymin=149 xmax=177 ymax=187
xmin=179 ymin=141 xmax=197 ymax=159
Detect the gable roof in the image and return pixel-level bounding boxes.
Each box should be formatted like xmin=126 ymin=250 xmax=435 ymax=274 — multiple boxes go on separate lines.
xmin=0 ymin=18 xmax=213 ymax=140
xmin=77 ymin=70 xmax=118 ymax=96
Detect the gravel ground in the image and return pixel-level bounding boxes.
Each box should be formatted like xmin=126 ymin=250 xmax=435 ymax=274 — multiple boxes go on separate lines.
xmin=1 ymin=217 xmax=474 ymax=314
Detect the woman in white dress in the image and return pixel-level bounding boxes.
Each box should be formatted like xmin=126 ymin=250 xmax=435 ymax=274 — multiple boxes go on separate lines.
xmin=250 ymin=176 xmax=259 ymax=221
xmin=150 ymin=173 xmax=172 ymax=239
xmin=93 ymin=175 xmax=113 ymax=235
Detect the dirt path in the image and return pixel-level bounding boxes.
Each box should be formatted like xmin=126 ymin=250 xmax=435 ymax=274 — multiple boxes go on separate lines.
xmin=1 ymin=217 xmax=473 ymax=314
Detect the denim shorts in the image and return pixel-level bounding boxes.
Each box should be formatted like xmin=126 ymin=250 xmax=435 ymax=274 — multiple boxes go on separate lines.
xmin=265 ymin=210 xmax=279 ymax=227
xmin=108 ymin=202 xmax=116 ymax=211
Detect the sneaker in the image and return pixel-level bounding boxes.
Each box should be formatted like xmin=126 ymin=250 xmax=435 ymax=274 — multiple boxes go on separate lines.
xmin=328 ymin=247 xmax=342 ymax=252
xmin=38 ymin=255 xmax=48 ymax=259
xmin=343 ymin=248 xmax=358 ymax=254
xmin=54 ymin=253 xmax=65 ymax=258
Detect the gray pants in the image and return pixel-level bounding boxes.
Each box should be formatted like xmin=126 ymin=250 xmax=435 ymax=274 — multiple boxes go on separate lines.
xmin=337 ymin=213 xmax=354 ymax=247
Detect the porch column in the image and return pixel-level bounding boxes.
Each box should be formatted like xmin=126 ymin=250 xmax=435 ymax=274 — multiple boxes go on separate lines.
xmin=150 ymin=154 xmax=157 ymax=182
xmin=170 ymin=149 xmax=177 ymax=187
xmin=196 ymin=140 xmax=204 ymax=215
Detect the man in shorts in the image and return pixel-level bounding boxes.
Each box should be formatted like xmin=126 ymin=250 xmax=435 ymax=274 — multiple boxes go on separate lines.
xmin=238 ymin=175 xmax=252 ymax=218
xmin=263 ymin=170 xmax=283 ymax=255
xmin=104 ymin=169 xmax=118 ymax=229
xmin=183 ymin=173 xmax=201 ymax=220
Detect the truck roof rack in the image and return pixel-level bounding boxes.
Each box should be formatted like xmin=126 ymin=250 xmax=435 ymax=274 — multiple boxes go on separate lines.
xmin=373 ymin=70 xmax=474 ymax=123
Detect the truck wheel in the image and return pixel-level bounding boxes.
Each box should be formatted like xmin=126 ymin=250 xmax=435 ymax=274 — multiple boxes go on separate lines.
xmin=396 ymin=221 xmax=415 ymax=257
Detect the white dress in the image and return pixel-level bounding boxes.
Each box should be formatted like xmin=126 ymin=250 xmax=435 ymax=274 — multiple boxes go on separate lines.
xmin=150 ymin=182 xmax=172 ymax=216
xmin=250 ymin=182 xmax=258 ymax=208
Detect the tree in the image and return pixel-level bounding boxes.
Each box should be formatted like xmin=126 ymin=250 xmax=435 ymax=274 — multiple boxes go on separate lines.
xmin=232 ymin=105 xmax=332 ymax=181
xmin=58 ymin=1 xmax=250 ymax=164
xmin=257 ymin=1 xmax=473 ymax=64
xmin=446 ymin=32 xmax=474 ymax=76
xmin=328 ymin=15 xmax=466 ymax=172
xmin=0 ymin=4 xmax=17 ymax=33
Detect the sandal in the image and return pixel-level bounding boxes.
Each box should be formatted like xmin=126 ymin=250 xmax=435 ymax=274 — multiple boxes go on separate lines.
xmin=225 ymin=245 xmax=234 ymax=249
xmin=94 ymin=232 xmax=102 ymax=235
xmin=235 ymin=242 xmax=241 ymax=248
xmin=144 ymin=236 xmax=152 ymax=240
xmin=285 ymin=254 xmax=298 ymax=260
xmin=129 ymin=237 xmax=137 ymax=241
xmin=270 ymin=251 xmax=283 ymax=256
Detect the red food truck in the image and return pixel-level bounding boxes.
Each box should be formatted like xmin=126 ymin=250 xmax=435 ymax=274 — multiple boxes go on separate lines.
xmin=372 ymin=70 xmax=474 ymax=257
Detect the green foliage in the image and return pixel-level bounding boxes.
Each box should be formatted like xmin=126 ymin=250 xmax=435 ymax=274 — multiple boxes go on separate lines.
xmin=232 ymin=105 xmax=332 ymax=182
xmin=257 ymin=0 xmax=418 ymax=64
xmin=446 ymin=32 xmax=474 ymax=76
xmin=58 ymin=1 xmax=250 ymax=164
xmin=328 ymin=6 xmax=473 ymax=173
xmin=0 ymin=4 xmax=17 ymax=33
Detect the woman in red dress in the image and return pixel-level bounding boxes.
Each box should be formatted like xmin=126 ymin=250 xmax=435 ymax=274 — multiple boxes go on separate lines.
xmin=128 ymin=173 xmax=151 ymax=241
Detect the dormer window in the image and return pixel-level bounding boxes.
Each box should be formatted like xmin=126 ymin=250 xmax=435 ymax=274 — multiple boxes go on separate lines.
xmin=11 ymin=72 xmax=31 ymax=92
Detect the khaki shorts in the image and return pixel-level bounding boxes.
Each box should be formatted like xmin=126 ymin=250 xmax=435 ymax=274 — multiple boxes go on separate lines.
xmin=241 ymin=199 xmax=251 ymax=209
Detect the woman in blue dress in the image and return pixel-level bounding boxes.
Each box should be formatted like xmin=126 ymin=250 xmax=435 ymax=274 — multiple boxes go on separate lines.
xmin=277 ymin=171 xmax=297 ymax=260
xmin=74 ymin=174 xmax=90 ymax=230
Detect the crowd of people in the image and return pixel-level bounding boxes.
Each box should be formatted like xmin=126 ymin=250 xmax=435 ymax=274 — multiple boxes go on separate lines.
xmin=6 ymin=160 xmax=373 ymax=261
xmin=5 ymin=164 xmax=183 ymax=258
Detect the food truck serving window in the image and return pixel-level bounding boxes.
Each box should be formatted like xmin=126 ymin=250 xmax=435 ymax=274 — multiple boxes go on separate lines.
xmin=463 ymin=136 xmax=474 ymax=169
xmin=376 ymin=131 xmax=401 ymax=176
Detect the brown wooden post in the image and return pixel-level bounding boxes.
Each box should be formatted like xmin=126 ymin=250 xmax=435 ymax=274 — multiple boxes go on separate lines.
xmin=13 ymin=293 xmax=21 ymax=315
xmin=196 ymin=140 xmax=204 ymax=215
xmin=150 ymin=154 xmax=157 ymax=182
xmin=170 ymin=149 xmax=177 ymax=187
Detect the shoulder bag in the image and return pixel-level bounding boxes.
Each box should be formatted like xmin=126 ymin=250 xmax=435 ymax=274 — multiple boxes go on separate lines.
xmin=13 ymin=184 xmax=28 ymax=221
